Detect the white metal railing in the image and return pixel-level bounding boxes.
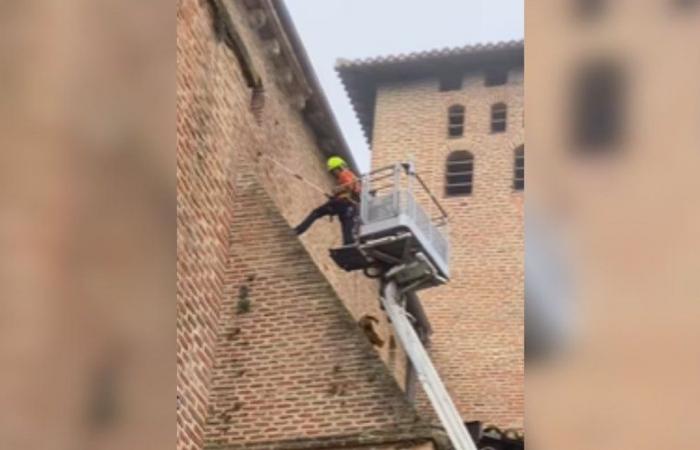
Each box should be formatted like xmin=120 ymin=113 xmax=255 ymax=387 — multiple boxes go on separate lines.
xmin=359 ymin=163 xmax=449 ymax=277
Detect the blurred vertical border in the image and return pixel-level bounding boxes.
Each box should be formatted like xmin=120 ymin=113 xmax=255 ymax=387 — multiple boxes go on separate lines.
xmin=526 ymin=1 xmax=700 ymax=449
xmin=0 ymin=0 xmax=175 ymax=449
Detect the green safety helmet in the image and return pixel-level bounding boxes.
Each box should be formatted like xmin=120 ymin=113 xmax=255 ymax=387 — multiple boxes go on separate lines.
xmin=326 ymin=156 xmax=347 ymax=172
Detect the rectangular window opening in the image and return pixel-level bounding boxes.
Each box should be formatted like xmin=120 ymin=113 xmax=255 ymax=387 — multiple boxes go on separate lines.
xmin=439 ymin=73 xmax=463 ymax=92
xmin=485 ymin=68 xmax=509 ymax=87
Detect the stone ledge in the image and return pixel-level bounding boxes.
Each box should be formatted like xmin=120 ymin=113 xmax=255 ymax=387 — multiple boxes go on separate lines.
xmin=204 ymin=424 xmax=442 ymax=450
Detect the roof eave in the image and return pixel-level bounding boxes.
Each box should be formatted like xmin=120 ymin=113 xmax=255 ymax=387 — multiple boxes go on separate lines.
xmin=270 ymin=0 xmax=359 ymax=173
xmin=336 ymin=40 xmax=524 ymax=142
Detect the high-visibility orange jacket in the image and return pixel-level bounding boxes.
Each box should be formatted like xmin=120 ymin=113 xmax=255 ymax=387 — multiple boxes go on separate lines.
xmin=334 ymin=168 xmax=361 ymax=200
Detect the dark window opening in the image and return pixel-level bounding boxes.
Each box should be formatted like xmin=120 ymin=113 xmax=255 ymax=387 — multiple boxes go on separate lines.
xmin=485 ymin=68 xmax=509 ymax=86
xmin=448 ymin=105 xmax=465 ymax=138
xmin=571 ymin=59 xmax=625 ymax=153
xmin=672 ymin=0 xmax=700 ymax=11
xmin=491 ymin=103 xmax=507 ymax=133
xmin=514 ymin=145 xmax=524 ymax=191
xmin=439 ymin=72 xmax=463 ymax=92
xmin=445 ymin=151 xmax=473 ymax=196
xmin=575 ymin=0 xmax=607 ymax=20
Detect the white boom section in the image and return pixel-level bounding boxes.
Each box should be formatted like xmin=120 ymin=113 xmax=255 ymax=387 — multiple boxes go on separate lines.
xmin=381 ymin=280 xmax=478 ymax=450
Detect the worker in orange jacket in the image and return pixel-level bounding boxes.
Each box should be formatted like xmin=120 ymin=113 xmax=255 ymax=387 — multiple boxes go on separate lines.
xmin=294 ymin=156 xmax=360 ymax=245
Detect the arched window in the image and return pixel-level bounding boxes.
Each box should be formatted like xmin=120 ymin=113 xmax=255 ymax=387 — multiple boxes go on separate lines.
xmin=445 ymin=151 xmax=473 ymax=196
xmin=514 ymin=145 xmax=524 ymax=191
xmin=448 ymin=105 xmax=465 ymax=138
xmin=491 ymin=103 xmax=507 ymax=133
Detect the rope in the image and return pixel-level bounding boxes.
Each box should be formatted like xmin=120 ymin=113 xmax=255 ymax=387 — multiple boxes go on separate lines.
xmin=256 ymin=152 xmax=330 ymax=196
xmin=256 ymin=151 xmax=360 ymax=206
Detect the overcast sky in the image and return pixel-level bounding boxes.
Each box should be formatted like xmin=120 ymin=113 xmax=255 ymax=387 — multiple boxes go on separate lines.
xmin=285 ymin=0 xmax=524 ymax=172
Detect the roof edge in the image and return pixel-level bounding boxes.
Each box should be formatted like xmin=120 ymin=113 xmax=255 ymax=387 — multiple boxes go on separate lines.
xmin=336 ymin=39 xmax=524 ymax=70
xmin=269 ymin=0 xmax=359 ymax=173
xmin=335 ymin=39 xmax=524 ymax=141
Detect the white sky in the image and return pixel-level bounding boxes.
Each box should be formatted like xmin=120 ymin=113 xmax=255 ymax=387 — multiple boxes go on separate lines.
xmin=285 ymin=0 xmax=524 ymax=172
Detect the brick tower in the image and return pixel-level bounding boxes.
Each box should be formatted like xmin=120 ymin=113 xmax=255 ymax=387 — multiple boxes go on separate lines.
xmin=338 ymin=41 xmax=524 ymax=430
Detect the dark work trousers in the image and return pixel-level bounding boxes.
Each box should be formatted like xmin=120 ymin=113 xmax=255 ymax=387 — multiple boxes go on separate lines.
xmin=295 ymin=197 xmax=357 ymax=245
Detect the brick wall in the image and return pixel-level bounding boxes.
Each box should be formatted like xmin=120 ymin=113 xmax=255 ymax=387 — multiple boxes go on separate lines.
xmin=212 ymin=0 xmax=408 ymax=388
xmin=371 ymin=69 xmax=524 ymax=429
xmin=204 ymin=173 xmax=431 ymax=449
xmin=177 ymin=1 xmax=417 ymax=449
xmin=177 ymin=0 xmax=244 ymax=447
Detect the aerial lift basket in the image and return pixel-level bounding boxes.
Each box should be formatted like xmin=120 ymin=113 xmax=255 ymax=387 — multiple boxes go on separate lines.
xmin=330 ymin=163 xmax=477 ymax=450
xmin=330 ymin=162 xmax=450 ymax=289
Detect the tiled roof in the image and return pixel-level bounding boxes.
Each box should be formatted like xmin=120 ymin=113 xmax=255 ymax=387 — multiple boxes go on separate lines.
xmin=337 ymin=39 xmax=523 ymax=69
xmin=336 ymin=40 xmax=524 ymax=142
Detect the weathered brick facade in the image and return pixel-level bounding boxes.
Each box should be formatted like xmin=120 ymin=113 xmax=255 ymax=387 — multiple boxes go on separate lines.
xmin=204 ymin=173 xmax=432 ymax=450
xmin=177 ymin=0 xmax=240 ymax=446
xmin=177 ymin=1 xmax=430 ymax=449
xmin=338 ymin=43 xmax=524 ymax=430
